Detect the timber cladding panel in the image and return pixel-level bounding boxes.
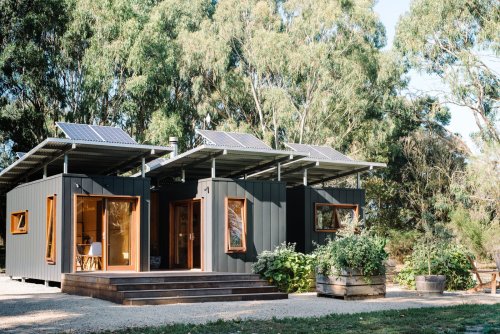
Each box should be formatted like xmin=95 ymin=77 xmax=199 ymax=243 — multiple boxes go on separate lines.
xmin=286 ymin=186 xmax=365 ymax=254
xmin=62 ymin=174 xmax=151 ymax=273
xmin=6 ymin=175 xmax=63 ymax=282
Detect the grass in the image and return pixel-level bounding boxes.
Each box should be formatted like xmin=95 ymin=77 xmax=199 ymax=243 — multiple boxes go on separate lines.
xmin=101 ymin=303 xmax=500 ymax=334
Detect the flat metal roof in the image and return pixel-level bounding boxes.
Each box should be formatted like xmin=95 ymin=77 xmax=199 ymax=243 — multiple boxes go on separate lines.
xmin=0 ymin=138 xmax=172 ymax=193
xmin=145 ymin=144 xmax=309 ymax=181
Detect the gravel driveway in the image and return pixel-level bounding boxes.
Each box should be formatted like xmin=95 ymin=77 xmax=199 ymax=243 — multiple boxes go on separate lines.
xmin=0 ymin=274 xmax=498 ymax=333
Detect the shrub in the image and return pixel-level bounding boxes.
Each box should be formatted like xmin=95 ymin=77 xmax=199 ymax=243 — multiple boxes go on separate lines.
xmin=396 ymin=243 xmax=475 ymax=291
xmin=386 ymin=230 xmax=420 ymax=263
xmin=315 ymin=231 xmax=388 ymax=277
xmin=252 ymin=243 xmax=315 ymax=293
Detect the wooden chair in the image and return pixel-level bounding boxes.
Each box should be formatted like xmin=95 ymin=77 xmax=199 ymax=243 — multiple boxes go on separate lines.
xmin=467 ymin=255 xmax=499 ymax=294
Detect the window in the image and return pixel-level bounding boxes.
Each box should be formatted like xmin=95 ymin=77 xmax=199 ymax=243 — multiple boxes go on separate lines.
xmin=46 ymin=195 xmax=57 ymax=264
xmin=11 ymin=210 xmax=29 ymax=234
xmin=225 ymin=197 xmax=246 ymax=253
xmin=314 ymin=203 xmax=358 ymax=232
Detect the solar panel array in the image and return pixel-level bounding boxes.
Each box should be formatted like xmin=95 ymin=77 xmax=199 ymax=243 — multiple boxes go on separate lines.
xmin=285 ymin=143 xmax=352 ymax=162
xmin=56 ymin=122 xmax=137 ymax=144
xmin=197 ymin=130 xmax=271 ymax=150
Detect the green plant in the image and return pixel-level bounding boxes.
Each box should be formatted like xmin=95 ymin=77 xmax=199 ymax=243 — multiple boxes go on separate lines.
xmin=252 ymin=243 xmax=315 ymax=293
xmin=396 ymin=243 xmax=474 ymax=291
xmin=315 ymin=231 xmax=388 ymax=277
xmin=386 ymin=229 xmax=420 ymax=263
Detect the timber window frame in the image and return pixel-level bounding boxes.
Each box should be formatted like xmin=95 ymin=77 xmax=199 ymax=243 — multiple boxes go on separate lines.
xmin=45 ymin=195 xmax=57 ymax=264
xmin=11 ymin=210 xmax=29 ymax=234
xmin=314 ymin=203 xmax=359 ymax=232
xmin=225 ymin=197 xmax=247 ymax=253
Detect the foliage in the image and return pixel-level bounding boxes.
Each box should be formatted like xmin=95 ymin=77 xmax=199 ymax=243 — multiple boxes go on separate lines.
xmin=395 ymin=0 xmax=499 ymax=143
xmin=102 ymin=304 xmax=500 ymax=334
xmin=315 ymin=229 xmax=387 ymax=277
xmin=396 ymin=243 xmax=474 ymax=291
xmin=449 ymin=142 xmax=500 ymax=260
xmin=252 ymin=243 xmax=314 ymax=293
xmin=385 ymin=229 xmax=420 ymax=263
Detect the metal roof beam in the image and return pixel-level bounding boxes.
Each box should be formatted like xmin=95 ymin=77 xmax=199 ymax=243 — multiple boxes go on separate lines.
xmin=308 ymin=166 xmax=372 ymax=186
xmin=156 ymin=150 xmax=227 ymax=182
xmin=103 ymin=149 xmax=158 ymax=176
xmin=21 ymin=143 xmax=76 ymax=182
xmin=224 ymin=154 xmax=293 ymax=178
xmin=279 ymin=161 xmax=319 ymax=177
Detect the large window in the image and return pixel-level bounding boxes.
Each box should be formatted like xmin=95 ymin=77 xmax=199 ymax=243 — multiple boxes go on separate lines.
xmin=314 ymin=203 xmax=358 ymax=232
xmin=225 ymin=197 xmax=246 ymax=253
xmin=11 ymin=210 xmax=28 ymax=234
xmin=46 ymin=195 xmax=57 ymax=264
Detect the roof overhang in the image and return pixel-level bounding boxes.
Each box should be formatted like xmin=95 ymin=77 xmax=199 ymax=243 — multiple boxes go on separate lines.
xmin=247 ymin=157 xmax=386 ymax=186
xmin=0 ymin=138 xmax=172 ymax=193
xmin=145 ymin=144 xmax=309 ymax=182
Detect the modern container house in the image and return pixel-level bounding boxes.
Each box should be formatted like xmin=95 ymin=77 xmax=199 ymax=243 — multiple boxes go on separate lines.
xmin=1 ymin=124 xmax=384 ymax=304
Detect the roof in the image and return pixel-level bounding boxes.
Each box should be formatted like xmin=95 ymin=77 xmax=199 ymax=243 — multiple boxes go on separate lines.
xmin=244 ymin=143 xmax=386 ymax=186
xmin=0 ymin=137 xmax=172 ymax=193
xmin=145 ymin=144 xmax=308 ymax=181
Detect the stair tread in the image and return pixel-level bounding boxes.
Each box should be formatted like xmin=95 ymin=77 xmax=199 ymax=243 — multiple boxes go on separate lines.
xmin=124 ymin=292 xmax=287 ymax=301
xmin=113 ymin=279 xmax=267 ymax=286
xmin=123 ymin=286 xmax=276 ymax=293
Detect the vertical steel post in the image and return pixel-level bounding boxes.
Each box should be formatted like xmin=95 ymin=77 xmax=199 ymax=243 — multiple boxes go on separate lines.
xmin=303 ymin=168 xmax=308 ymax=186
xmin=141 ymin=157 xmax=146 ymax=178
xmin=277 ymin=162 xmax=281 ymax=181
xmin=211 ymin=158 xmax=216 ymax=178
xmin=63 ymin=154 xmax=68 ymax=174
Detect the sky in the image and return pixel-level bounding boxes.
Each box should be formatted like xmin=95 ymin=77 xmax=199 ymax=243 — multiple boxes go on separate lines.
xmin=373 ymin=0 xmax=479 ymax=150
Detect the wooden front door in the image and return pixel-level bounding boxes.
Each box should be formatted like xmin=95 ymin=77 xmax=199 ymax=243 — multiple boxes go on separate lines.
xmin=170 ymin=200 xmax=201 ymax=269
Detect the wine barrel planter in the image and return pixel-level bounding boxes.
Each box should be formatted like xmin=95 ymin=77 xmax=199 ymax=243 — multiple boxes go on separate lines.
xmin=415 ymin=275 xmax=446 ymax=295
xmin=316 ymin=269 xmax=386 ymax=300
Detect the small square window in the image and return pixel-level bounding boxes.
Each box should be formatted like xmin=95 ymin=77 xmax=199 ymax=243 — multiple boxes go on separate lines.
xmin=11 ymin=210 xmax=29 ymax=234
xmin=314 ymin=204 xmax=358 ymax=232
xmin=225 ymin=197 xmax=247 ymax=253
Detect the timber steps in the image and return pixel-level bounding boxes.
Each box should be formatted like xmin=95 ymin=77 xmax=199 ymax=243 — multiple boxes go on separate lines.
xmin=62 ymin=272 xmax=287 ymax=305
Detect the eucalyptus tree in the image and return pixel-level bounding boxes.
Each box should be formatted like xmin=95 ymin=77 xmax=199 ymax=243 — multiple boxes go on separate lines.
xmin=396 ymin=0 xmax=499 ymax=143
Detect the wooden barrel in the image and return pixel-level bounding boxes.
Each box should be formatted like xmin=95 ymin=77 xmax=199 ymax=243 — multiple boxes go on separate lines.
xmin=415 ymin=275 xmax=446 ymax=294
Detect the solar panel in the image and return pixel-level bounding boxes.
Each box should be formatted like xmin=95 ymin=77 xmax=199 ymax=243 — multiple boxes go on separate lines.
xmin=285 ymin=143 xmax=352 ymax=161
xmin=57 ymin=122 xmax=104 ymax=142
xmin=227 ymin=133 xmax=271 ymax=149
xmin=197 ymin=130 xmax=244 ymax=148
xmin=90 ymin=125 xmax=137 ymax=144
xmin=56 ymin=122 xmax=137 ymax=144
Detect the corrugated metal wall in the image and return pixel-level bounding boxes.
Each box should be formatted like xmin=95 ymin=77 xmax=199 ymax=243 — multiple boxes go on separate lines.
xmin=6 ymin=175 xmax=63 ymax=282
xmin=62 ymin=174 xmax=151 ymax=273
xmin=286 ymin=186 xmax=365 ymax=253
xmin=157 ymin=178 xmax=286 ymax=273
xmin=211 ymin=178 xmax=286 ymax=274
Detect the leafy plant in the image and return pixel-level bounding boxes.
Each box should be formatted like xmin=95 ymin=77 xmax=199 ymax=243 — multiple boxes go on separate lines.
xmin=252 ymin=243 xmax=315 ymax=293
xmin=315 ymin=229 xmax=388 ymax=277
xmin=386 ymin=229 xmax=420 ymax=263
xmin=396 ymin=243 xmax=474 ymax=291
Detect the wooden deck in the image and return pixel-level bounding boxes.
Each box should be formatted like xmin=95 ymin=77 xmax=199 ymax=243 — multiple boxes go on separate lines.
xmin=61 ymin=271 xmax=287 ymax=305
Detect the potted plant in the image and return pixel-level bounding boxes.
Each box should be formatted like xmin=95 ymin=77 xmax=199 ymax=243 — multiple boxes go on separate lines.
xmin=314 ymin=223 xmax=388 ymax=300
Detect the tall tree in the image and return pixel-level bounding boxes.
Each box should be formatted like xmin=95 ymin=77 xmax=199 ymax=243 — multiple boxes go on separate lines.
xmin=395 ymin=0 xmax=499 ymax=143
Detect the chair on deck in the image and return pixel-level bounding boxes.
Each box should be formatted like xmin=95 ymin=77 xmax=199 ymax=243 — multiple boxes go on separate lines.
xmin=87 ymin=242 xmax=103 ymax=270
xmin=467 ymin=255 xmax=499 ymax=294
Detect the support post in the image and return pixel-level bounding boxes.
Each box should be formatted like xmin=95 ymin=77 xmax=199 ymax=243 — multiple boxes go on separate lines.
xmin=43 ymin=165 xmax=47 ymax=179
xmin=181 ymin=169 xmax=185 ymax=183
xmin=44 ymin=280 xmax=49 ymax=287
xmin=141 ymin=157 xmax=146 ymax=178
xmin=277 ymin=162 xmax=281 ymax=181
xmin=21 ymin=277 xmax=25 ymax=283
xmin=63 ymin=154 xmax=68 ymax=174
xmin=303 ymin=168 xmax=308 ymax=186
xmin=211 ymin=158 xmax=216 ymax=178
xmin=356 ymin=172 xmax=360 ymax=189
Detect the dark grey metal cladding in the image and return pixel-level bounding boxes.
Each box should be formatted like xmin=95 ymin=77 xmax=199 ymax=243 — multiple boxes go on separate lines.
xmin=211 ymin=178 xmax=286 ymax=274
xmin=6 ymin=175 xmax=63 ymax=282
xmin=286 ymin=186 xmax=365 ymax=253
xmin=62 ymin=174 xmax=151 ymax=273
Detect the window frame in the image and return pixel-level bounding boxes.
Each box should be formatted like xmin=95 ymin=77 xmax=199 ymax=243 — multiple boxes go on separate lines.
xmin=10 ymin=210 xmax=29 ymax=234
xmin=314 ymin=203 xmax=359 ymax=232
xmin=225 ymin=197 xmax=247 ymax=253
xmin=45 ymin=195 xmax=57 ymax=264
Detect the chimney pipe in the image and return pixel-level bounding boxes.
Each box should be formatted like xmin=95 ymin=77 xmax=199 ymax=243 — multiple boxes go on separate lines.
xmin=169 ymin=137 xmax=178 ymax=158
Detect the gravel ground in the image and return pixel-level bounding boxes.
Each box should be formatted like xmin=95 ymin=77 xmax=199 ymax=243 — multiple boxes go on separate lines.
xmin=0 ymin=274 xmax=498 ymax=334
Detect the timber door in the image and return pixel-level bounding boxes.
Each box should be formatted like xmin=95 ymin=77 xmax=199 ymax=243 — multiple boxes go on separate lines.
xmin=170 ymin=200 xmax=201 ymax=269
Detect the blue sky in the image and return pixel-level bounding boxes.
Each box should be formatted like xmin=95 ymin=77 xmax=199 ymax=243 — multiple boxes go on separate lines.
xmin=374 ymin=0 xmax=479 ymax=150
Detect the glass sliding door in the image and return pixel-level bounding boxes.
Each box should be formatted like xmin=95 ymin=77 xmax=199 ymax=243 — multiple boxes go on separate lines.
xmin=106 ymin=199 xmax=135 ymax=270
xmin=74 ymin=196 xmax=139 ymax=272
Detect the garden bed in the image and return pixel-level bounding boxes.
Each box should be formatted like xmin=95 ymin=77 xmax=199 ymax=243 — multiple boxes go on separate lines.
xmin=316 ymin=269 xmax=386 ymax=300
